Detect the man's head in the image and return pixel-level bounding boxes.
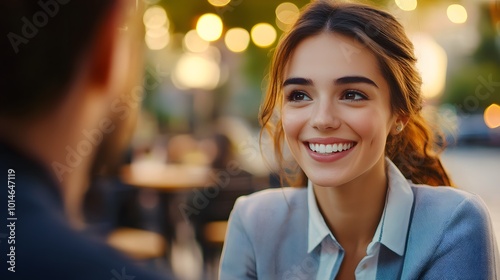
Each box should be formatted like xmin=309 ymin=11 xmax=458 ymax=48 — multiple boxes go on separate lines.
xmin=0 ymin=1 xmax=145 ymax=224
xmin=1 ymin=0 xmax=113 ymax=118
xmin=0 ymin=0 xmax=144 ymax=175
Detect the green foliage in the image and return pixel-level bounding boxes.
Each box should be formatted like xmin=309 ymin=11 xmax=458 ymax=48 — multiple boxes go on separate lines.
xmin=442 ymin=4 xmax=500 ymax=113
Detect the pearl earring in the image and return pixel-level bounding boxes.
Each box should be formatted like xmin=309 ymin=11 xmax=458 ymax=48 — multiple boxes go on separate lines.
xmin=396 ymin=123 xmax=404 ymax=133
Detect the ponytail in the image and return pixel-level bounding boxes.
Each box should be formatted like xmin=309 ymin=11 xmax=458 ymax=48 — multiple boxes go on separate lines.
xmin=386 ymin=114 xmax=453 ymax=186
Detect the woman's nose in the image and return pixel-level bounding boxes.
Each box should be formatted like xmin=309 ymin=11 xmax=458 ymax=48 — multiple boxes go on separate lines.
xmin=309 ymin=100 xmax=341 ymax=131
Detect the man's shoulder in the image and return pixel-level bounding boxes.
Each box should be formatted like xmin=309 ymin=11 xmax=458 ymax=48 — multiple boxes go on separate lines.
xmin=11 ymin=217 xmax=169 ymax=279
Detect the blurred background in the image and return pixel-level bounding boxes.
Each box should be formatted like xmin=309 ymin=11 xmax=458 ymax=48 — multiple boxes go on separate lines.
xmin=86 ymin=0 xmax=500 ymax=279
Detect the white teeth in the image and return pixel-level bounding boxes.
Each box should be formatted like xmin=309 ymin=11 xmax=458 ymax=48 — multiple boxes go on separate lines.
xmin=307 ymin=142 xmax=355 ymax=154
xmin=319 ymin=144 xmax=326 ymax=153
xmin=325 ymin=144 xmax=333 ymax=153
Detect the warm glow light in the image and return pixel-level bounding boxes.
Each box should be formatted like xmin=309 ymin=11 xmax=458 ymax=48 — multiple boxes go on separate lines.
xmin=147 ymin=26 xmax=168 ymax=38
xmin=447 ymin=4 xmax=468 ymax=24
xmin=143 ymin=6 xmax=168 ymax=29
xmin=184 ymin=29 xmax=210 ymax=53
xmin=145 ymin=32 xmax=170 ymax=50
xmin=276 ymin=2 xmax=299 ymax=25
xmin=276 ymin=17 xmax=290 ymax=32
xmin=224 ymin=28 xmax=250 ymax=53
xmin=143 ymin=5 xmax=170 ymax=50
xmin=484 ymin=104 xmax=500 ymax=129
xmin=395 ymin=0 xmax=417 ymax=11
xmin=412 ymin=34 xmax=447 ymax=99
xmin=145 ymin=25 xmax=169 ymax=50
xmin=207 ymin=0 xmax=231 ymax=7
xmin=196 ymin=13 xmax=223 ymax=42
xmin=251 ymin=23 xmax=277 ymax=48
xmin=172 ymin=53 xmax=220 ymax=90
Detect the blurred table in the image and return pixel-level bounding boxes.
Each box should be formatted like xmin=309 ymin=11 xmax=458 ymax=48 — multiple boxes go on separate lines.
xmin=121 ymin=162 xmax=213 ymax=191
xmin=119 ymin=162 xmax=215 ymax=247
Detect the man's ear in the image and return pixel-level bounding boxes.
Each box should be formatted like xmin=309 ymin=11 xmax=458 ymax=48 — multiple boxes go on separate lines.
xmin=86 ymin=2 xmax=122 ymax=90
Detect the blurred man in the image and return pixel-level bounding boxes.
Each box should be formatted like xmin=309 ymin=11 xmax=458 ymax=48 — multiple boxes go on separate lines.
xmin=0 ymin=0 xmax=171 ymax=279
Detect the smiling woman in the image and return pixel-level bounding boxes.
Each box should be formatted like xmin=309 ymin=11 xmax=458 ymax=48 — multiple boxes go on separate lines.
xmin=220 ymin=1 xmax=500 ymax=280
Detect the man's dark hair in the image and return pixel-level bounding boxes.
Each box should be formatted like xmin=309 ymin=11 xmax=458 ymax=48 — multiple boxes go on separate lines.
xmin=0 ymin=0 xmax=116 ymax=119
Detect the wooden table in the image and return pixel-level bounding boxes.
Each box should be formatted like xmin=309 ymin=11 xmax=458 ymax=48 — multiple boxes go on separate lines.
xmin=119 ymin=162 xmax=216 ymax=244
xmin=120 ymin=162 xmax=213 ymax=191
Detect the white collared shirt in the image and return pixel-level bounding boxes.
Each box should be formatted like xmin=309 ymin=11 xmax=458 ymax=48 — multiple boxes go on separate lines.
xmin=307 ymin=158 xmax=414 ymax=279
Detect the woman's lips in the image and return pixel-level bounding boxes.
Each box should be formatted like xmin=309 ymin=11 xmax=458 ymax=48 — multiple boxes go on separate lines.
xmin=303 ymin=139 xmax=357 ymax=162
xmin=307 ymin=142 xmax=356 ymax=154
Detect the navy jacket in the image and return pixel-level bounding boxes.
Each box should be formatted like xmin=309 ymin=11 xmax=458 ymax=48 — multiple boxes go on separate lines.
xmin=0 ymin=142 xmax=171 ymax=280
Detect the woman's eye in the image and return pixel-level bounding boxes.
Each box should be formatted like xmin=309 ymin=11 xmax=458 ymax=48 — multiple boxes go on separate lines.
xmin=342 ymin=90 xmax=367 ymax=101
xmin=287 ymin=91 xmax=311 ymax=102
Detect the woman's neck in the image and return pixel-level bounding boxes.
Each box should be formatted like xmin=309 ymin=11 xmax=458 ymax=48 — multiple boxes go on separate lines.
xmin=313 ymin=156 xmax=388 ymax=251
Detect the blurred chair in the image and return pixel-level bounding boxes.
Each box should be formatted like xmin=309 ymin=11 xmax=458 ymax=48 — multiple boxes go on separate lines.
xmin=188 ymin=169 xmax=255 ymax=267
xmin=84 ymin=176 xmax=168 ymax=264
xmin=107 ymin=227 xmax=167 ymax=260
xmin=176 ymin=132 xmax=258 ymax=278
xmin=203 ymin=220 xmax=228 ymax=244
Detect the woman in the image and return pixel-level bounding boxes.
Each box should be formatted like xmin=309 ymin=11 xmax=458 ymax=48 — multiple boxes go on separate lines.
xmin=220 ymin=1 xmax=499 ymax=279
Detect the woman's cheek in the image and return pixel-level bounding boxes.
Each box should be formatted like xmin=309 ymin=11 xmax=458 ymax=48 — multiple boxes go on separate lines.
xmin=282 ymin=108 xmax=304 ymax=137
xmin=346 ymin=108 xmax=385 ymax=140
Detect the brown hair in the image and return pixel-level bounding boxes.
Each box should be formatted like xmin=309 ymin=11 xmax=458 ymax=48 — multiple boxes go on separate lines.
xmin=259 ymin=1 xmax=453 ymax=187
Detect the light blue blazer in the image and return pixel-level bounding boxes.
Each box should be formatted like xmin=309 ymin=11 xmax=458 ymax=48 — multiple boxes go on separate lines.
xmin=220 ymin=177 xmax=500 ymax=279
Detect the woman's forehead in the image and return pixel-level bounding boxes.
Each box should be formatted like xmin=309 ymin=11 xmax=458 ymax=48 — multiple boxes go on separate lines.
xmin=284 ymin=32 xmax=382 ymax=81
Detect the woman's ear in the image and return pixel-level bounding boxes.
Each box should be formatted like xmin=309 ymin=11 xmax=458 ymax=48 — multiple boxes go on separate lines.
xmin=391 ymin=115 xmax=409 ymax=135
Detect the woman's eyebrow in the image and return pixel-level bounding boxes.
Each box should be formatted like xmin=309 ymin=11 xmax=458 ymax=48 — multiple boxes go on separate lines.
xmin=283 ymin=77 xmax=313 ymax=87
xmin=334 ymin=76 xmax=379 ymax=88
xmin=283 ymin=76 xmax=378 ymax=88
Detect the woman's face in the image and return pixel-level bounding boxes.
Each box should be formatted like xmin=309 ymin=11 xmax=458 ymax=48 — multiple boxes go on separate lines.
xmin=282 ymin=32 xmax=398 ymax=188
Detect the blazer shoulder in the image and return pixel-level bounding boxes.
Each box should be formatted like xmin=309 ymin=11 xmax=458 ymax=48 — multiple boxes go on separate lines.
xmin=406 ymin=185 xmax=491 ymax=261
xmin=406 ymin=186 xmax=499 ymax=279
xmin=231 ymin=187 xmax=308 ymax=229
xmin=411 ymin=184 xmax=489 ymax=218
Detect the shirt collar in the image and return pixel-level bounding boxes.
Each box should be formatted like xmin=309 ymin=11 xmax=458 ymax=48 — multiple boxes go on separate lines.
xmin=307 ymin=157 xmax=414 ymax=256
xmin=307 ymin=178 xmax=333 ymax=253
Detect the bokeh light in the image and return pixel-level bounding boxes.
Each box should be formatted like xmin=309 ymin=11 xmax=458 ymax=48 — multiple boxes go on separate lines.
xmin=184 ymin=30 xmax=210 ymax=53
xmin=484 ymin=104 xmax=500 ymax=129
xmin=224 ymin=28 xmax=250 ymax=53
xmin=143 ymin=5 xmax=168 ymax=29
xmin=275 ymin=2 xmax=299 ymax=31
xmin=447 ymin=4 xmax=468 ymax=24
xmin=251 ymin=23 xmax=277 ymax=48
xmin=207 ymin=0 xmax=231 ymax=7
xmin=147 ymin=26 xmax=169 ymax=38
xmin=145 ymin=26 xmax=170 ymax=50
xmin=144 ymin=6 xmax=170 ymax=50
xmin=196 ymin=13 xmax=223 ymax=42
xmin=412 ymin=34 xmax=447 ymax=99
xmin=395 ymin=0 xmax=417 ymax=11
xmin=172 ymin=52 xmax=221 ymax=90
xmin=276 ymin=2 xmax=299 ymax=25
